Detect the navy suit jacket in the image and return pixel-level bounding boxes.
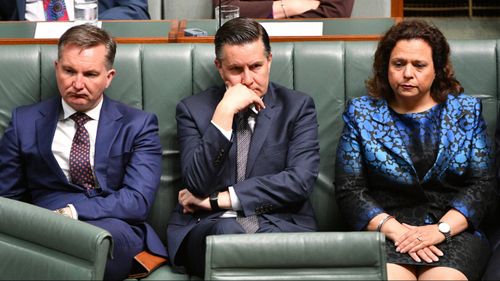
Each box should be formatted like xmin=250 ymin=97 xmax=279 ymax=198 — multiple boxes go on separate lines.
xmin=0 ymin=96 xmax=166 ymax=257
xmin=0 ymin=0 xmax=149 ymax=20
xmin=167 ymin=82 xmax=320 ymax=264
xmin=335 ymin=94 xmax=497 ymax=232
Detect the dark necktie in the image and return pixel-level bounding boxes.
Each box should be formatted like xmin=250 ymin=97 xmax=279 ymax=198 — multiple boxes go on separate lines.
xmin=69 ymin=112 xmax=95 ymax=189
xmin=235 ymin=110 xmax=259 ymax=233
xmin=43 ymin=0 xmax=69 ymax=21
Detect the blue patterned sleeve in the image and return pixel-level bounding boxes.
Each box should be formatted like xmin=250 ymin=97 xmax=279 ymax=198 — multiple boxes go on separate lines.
xmin=335 ymin=99 xmax=384 ymax=231
xmin=449 ymin=98 xmax=497 ymax=230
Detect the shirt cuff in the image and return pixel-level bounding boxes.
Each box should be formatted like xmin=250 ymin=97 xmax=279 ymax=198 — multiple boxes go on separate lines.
xmin=211 ymin=120 xmax=233 ymax=140
xmin=67 ymin=204 xmax=79 ymax=220
xmin=228 ymin=186 xmax=242 ymax=211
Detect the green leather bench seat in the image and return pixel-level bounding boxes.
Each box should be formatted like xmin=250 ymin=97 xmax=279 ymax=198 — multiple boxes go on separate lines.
xmin=0 ymin=40 xmax=499 ymax=280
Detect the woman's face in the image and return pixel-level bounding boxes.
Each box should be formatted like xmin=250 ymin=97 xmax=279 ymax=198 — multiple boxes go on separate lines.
xmin=388 ymin=39 xmax=436 ymax=105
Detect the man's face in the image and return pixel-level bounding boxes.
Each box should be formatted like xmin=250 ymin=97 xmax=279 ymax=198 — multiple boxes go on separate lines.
xmin=55 ymin=44 xmax=115 ymax=112
xmin=215 ymin=39 xmax=272 ymax=97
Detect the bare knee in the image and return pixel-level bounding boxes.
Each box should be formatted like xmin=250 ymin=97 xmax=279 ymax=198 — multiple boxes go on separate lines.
xmin=418 ymin=266 xmax=467 ymax=281
xmin=387 ymin=263 xmax=417 ymax=280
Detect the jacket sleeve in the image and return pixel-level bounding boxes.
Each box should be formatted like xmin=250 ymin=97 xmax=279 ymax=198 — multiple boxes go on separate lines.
xmin=98 ymin=0 xmax=150 ymax=20
xmin=176 ymin=99 xmax=234 ymax=197
xmin=73 ymin=113 xmax=162 ymax=222
xmin=449 ymin=98 xmax=497 ymax=230
xmin=0 ymin=108 xmax=28 ymax=200
xmin=291 ymin=0 xmax=354 ymax=18
xmin=334 ymin=100 xmax=384 ymax=230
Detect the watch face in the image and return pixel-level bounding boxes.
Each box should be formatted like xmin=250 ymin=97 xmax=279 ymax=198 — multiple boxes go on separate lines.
xmin=439 ymin=222 xmax=451 ymax=233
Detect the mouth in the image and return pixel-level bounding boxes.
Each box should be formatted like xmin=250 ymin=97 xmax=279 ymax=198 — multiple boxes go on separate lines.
xmin=69 ymin=92 xmax=88 ymax=98
xmin=400 ymin=84 xmax=416 ymax=90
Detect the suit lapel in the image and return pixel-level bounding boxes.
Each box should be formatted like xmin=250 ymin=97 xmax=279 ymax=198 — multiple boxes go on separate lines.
xmin=371 ymin=98 xmax=414 ymax=168
xmin=424 ymin=96 xmax=466 ymax=181
xmin=245 ymin=84 xmax=276 ymax=176
xmin=36 ymin=97 xmax=68 ymax=182
xmin=93 ymin=97 xmax=123 ymax=189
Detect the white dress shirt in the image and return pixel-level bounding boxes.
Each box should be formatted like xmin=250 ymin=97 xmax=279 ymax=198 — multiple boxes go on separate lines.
xmin=25 ymin=0 xmax=75 ymax=21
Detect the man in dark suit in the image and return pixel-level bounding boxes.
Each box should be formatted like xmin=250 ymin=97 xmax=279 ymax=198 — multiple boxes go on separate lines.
xmin=0 ymin=24 xmax=166 ymax=280
xmin=167 ymin=17 xmax=320 ymax=278
xmin=0 ymin=0 xmax=149 ymax=21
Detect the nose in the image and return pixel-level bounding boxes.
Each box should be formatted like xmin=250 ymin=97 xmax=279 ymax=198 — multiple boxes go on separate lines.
xmin=403 ymin=65 xmax=414 ymax=79
xmin=73 ymin=74 xmax=84 ymax=90
xmin=241 ymin=68 xmax=253 ymax=86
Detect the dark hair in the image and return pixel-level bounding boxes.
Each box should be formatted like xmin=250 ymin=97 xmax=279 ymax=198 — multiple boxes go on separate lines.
xmin=366 ymin=19 xmax=463 ymax=102
xmin=58 ymin=24 xmax=116 ymax=70
xmin=214 ymin=17 xmax=271 ymax=61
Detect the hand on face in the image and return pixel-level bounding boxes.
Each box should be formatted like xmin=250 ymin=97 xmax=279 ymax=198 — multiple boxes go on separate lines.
xmin=220 ymin=83 xmax=266 ymax=115
xmin=212 ymin=40 xmax=271 ymax=130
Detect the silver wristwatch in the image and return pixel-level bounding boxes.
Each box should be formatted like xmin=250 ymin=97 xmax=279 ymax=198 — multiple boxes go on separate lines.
xmin=438 ymin=221 xmax=451 ymax=243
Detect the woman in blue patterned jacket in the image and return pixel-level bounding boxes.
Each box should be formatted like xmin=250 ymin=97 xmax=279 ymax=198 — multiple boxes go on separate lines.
xmin=335 ymin=20 xmax=496 ymax=280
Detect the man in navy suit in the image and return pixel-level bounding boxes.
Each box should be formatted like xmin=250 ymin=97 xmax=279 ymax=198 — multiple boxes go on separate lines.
xmin=0 ymin=24 xmax=165 ymax=280
xmin=167 ymin=17 xmax=320 ymax=278
xmin=0 ymin=0 xmax=149 ymax=20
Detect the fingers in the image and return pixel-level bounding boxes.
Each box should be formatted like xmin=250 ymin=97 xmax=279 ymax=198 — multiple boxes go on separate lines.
xmin=223 ymin=84 xmax=266 ymax=113
xmin=428 ymin=245 xmax=444 ymax=257
xmin=407 ymin=246 xmax=442 ymax=263
xmin=398 ymin=234 xmax=424 ymax=253
xmin=409 ymin=251 xmax=421 ymax=263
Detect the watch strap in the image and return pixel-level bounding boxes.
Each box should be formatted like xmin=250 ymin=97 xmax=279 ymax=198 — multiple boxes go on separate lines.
xmin=438 ymin=221 xmax=452 ymax=243
xmin=209 ymin=192 xmax=220 ymax=211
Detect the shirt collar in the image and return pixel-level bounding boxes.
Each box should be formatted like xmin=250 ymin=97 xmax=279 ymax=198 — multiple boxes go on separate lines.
xmin=61 ymin=97 xmax=103 ymax=121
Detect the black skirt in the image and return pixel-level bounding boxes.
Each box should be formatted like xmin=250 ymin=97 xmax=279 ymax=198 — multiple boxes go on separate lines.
xmin=386 ymin=230 xmax=490 ymax=280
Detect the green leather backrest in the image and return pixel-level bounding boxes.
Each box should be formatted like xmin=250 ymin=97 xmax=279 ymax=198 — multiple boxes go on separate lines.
xmin=0 ymin=40 xmax=498 ymax=245
xmin=0 ymin=45 xmax=40 ymax=132
xmin=450 ymin=40 xmax=498 ymax=138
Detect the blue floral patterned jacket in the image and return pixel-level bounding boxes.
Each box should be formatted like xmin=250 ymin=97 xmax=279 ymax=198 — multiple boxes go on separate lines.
xmin=335 ymin=94 xmax=496 ymax=231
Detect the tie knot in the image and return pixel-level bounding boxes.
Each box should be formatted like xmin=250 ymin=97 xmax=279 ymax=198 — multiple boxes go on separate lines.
xmin=70 ymin=112 xmax=91 ymax=126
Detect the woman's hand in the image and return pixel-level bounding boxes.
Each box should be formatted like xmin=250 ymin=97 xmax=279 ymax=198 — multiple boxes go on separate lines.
xmin=407 ymin=245 xmax=444 ymax=263
xmin=395 ymin=223 xmax=445 ymax=255
xmin=273 ymin=0 xmax=320 ymax=18
xmin=368 ymin=214 xmax=444 ymax=263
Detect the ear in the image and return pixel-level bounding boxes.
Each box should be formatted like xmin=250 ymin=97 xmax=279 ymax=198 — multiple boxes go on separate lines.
xmin=105 ymin=68 xmax=116 ymax=89
xmin=214 ymin=59 xmax=225 ymax=79
xmin=214 ymin=58 xmax=222 ymax=69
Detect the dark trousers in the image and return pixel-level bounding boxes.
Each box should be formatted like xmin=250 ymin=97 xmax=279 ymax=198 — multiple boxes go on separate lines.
xmin=87 ymin=218 xmax=145 ymax=281
xmin=176 ymin=217 xmax=283 ymax=278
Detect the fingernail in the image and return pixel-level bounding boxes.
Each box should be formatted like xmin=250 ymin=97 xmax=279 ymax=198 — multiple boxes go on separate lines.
xmin=394 ymin=242 xmax=399 ymax=246
xmin=416 ymin=258 xmax=421 ymax=262
xmin=396 ymin=247 xmax=400 ymax=252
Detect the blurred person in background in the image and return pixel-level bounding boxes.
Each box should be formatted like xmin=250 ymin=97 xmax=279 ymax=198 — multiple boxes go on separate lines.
xmin=213 ymin=0 xmax=353 ymax=18
xmin=0 ymin=0 xmax=149 ymax=21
